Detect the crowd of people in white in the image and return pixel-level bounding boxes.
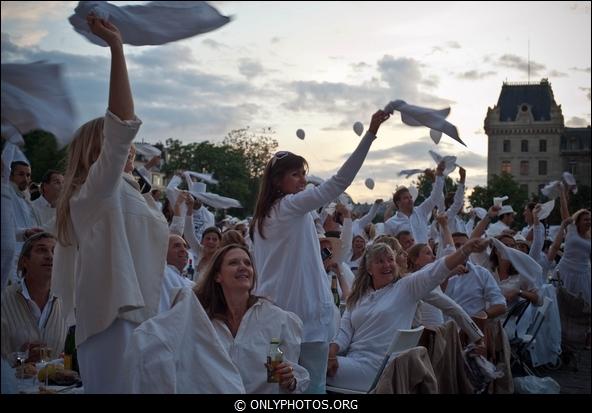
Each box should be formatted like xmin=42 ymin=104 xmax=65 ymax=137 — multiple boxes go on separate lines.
xmin=1 ymin=15 xmax=590 ymax=394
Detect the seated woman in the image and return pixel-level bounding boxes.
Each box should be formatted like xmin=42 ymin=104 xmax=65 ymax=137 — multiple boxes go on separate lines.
xmin=195 ymin=244 xmax=310 ymax=393
xmin=326 ymin=238 xmax=488 ymax=392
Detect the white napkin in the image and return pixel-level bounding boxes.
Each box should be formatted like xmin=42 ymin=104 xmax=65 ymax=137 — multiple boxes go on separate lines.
xmin=185 ymin=170 xmax=219 ymax=185
xmin=541 ymin=181 xmax=562 ymax=199
xmin=492 ymin=195 xmax=508 ymax=207
xmin=134 ymin=143 xmax=161 ymax=158
xmin=398 ymin=169 xmax=424 ymax=178
xmin=428 ymin=150 xmax=457 ymax=176
xmin=490 ymin=237 xmax=540 ymax=286
xmin=537 ymin=200 xmax=555 ymax=220
xmin=69 ymin=1 xmax=231 ymax=47
xmin=192 ymin=191 xmax=241 ymax=210
xmin=383 ymin=99 xmax=466 ymax=146
xmin=472 ymin=207 xmax=487 ymax=220
xmin=1 ymin=63 xmax=77 ymax=149
xmin=408 ymin=185 xmax=418 ymax=201
xmin=562 ymin=171 xmax=578 ymax=194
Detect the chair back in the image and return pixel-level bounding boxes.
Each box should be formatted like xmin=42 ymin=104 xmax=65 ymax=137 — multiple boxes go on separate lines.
xmin=525 ymin=297 xmax=551 ymax=339
xmin=369 ymin=326 xmax=425 ymax=392
xmin=503 ymin=299 xmax=530 ymax=341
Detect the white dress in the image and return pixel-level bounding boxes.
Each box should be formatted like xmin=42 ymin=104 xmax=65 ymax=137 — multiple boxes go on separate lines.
xmin=557 ymin=224 xmax=591 ymax=305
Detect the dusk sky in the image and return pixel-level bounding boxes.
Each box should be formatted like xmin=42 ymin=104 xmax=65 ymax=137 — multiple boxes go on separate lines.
xmin=2 ymin=1 xmax=590 ymax=203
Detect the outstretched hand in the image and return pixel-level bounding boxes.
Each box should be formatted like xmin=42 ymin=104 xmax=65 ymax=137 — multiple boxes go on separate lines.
xmin=368 ymin=110 xmax=390 ymax=135
xmin=87 ymin=14 xmax=122 ymax=47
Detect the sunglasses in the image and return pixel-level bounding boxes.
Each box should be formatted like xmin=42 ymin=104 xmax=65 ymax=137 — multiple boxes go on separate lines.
xmin=270 ymin=151 xmax=291 ymax=168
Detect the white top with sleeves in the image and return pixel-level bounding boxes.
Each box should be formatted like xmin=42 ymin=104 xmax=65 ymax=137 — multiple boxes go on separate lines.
xmin=159 ymin=264 xmax=195 ymax=313
xmin=212 ymin=299 xmax=310 ymax=394
xmin=253 ymin=131 xmax=377 ymax=342
xmin=445 ymin=261 xmax=506 ymax=316
xmin=52 ymin=111 xmax=169 ymax=346
xmin=528 ymin=223 xmax=550 ymax=286
xmin=383 ymin=176 xmax=444 ymax=243
xmin=337 ymin=217 xmax=353 ymax=263
xmin=31 ymin=195 xmax=55 ymax=227
xmin=332 ymin=258 xmax=454 ymax=372
xmin=122 ymin=287 xmax=245 ymax=394
xmin=557 ymin=224 xmax=591 ymax=305
xmin=352 ymin=201 xmax=380 ymax=237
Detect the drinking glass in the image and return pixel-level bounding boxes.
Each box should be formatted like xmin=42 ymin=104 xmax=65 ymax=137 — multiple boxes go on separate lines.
xmin=11 ymin=349 xmax=29 ymax=392
xmin=35 ymin=346 xmax=52 ymax=389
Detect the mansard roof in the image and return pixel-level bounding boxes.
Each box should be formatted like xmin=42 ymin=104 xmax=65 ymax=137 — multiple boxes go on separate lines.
xmin=496 ymin=80 xmax=554 ymax=122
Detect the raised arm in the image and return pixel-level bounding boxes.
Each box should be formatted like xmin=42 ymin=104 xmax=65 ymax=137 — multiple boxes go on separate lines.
xmin=559 ymin=183 xmax=570 ymax=221
xmin=470 ymin=205 xmax=500 ymax=239
xmin=356 ymin=199 xmax=382 ymax=229
xmin=87 ymin=15 xmax=134 ymax=121
xmin=416 ymin=161 xmax=445 ymax=219
xmin=529 ymin=204 xmax=544 ymax=260
xmin=446 ymin=167 xmax=466 ymax=221
xmin=436 ymin=212 xmax=454 ymax=249
xmin=548 ymin=218 xmax=571 ymax=262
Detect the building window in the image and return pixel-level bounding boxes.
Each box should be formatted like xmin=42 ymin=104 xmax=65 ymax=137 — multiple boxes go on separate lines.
xmin=521 ymin=140 xmax=529 ymax=152
xmin=570 ymin=137 xmax=578 ymax=150
xmin=538 ymin=160 xmax=547 ymax=176
xmin=503 ymin=140 xmax=511 ymax=152
xmin=520 ymin=161 xmax=529 ymax=175
xmin=501 ymin=161 xmax=512 ymax=174
xmin=520 ymin=184 xmax=529 ymax=194
xmin=539 ymin=139 xmax=547 ymax=152
xmin=568 ymin=161 xmax=577 ymax=176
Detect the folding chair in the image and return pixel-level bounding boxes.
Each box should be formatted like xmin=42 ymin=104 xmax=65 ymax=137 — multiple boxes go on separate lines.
xmin=326 ymin=326 xmax=425 ymax=394
xmin=502 ymin=299 xmax=530 ymax=342
xmin=511 ymin=297 xmax=552 ymax=376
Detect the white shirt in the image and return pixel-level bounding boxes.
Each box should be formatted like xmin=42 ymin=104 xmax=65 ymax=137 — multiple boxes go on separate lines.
xmin=20 ymin=280 xmax=55 ymax=329
xmin=445 ymin=262 xmax=506 ymax=317
xmin=212 ymin=299 xmax=310 ymax=394
xmin=122 ymin=287 xmax=245 ymax=394
xmin=31 ymin=195 xmax=55 ymax=227
xmin=384 ymin=176 xmax=444 ymax=243
xmin=159 ymin=265 xmax=195 ymax=313
xmin=192 ymin=206 xmax=215 ymax=242
xmin=333 ymin=259 xmax=451 ymax=373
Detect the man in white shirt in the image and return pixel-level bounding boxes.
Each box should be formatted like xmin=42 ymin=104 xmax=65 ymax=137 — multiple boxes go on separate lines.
xmin=160 ymin=234 xmax=195 ymax=312
xmin=485 ymin=205 xmax=516 ymax=238
xmin=384 ymin=161 xmax=445 ymax=243
xmin=32 ymin=170 xmax=64 ymax=228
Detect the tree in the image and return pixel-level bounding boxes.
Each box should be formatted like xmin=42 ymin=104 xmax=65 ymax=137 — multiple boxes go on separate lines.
xmin=222 ymin=127 xmax=278 ymax=178
xmin=413 ymin=173 xmax=457 ymax=206
xmin=22 ymin=130 xmax=68 ymax=181
xmin=161 ymin=139 xmax=252 ymax=216
xmin=468 ymin=172 xmax=529 ymax=228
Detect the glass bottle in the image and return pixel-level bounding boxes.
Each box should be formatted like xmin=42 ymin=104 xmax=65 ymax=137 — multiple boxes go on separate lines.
xmin=63 ymin=325 xmax=79 ymax=373
xmin=186 ymin=259 xmax=195 ymax=280
xmin=331 ymin=274 xmax=340 ymax=308
xmin=266 ymin=338 xmax=283 ymax=383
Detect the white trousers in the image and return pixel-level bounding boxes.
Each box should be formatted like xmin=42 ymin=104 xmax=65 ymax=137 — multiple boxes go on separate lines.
xmin=299 ymin=341 xmax=329 ymax=394
xmin=78 ymin=318 xmax=137 ymax=394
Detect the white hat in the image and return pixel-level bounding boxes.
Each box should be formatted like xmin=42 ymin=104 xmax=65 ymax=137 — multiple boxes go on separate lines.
xmin=498 ymin=205 xmax=515 ymax=216
xmin=190 ymin=182 xmax=207 ymax=195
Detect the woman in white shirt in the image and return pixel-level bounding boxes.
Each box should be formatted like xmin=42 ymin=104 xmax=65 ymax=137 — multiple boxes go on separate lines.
xmin=250 ymin=110 xmax=390 ymax=393
xmin=326 ymin=239 xmax=488 ymax=392
xmin=54 ymin=16 xmax=168 ymax=393
xmin=195 ymin=244 xmax=309 ymax=393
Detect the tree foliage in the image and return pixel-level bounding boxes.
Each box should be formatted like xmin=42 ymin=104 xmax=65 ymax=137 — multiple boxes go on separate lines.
xmin=468 ymin=172 xmax=529 ymax=228
xmin=413 ymin=173 xmax=457 ymax=206
xmin=22 ymin=130 xmax=68 ymax=182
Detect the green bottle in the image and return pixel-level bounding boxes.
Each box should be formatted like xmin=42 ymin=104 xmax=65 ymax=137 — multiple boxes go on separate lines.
xmin=63 ymin=325 xmax=79 ymax=373
xmin=331 ymin=274 xmax=340 ymax=308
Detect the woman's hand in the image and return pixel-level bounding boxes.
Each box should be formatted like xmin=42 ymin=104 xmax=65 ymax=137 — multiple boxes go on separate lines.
xmin=368 ymin=110 xmax=390 ymax=135
xmin=274 ymin=362 xmax=297 ymax=392
xmin=326 ymin=356 xmax=339 ymax=377
xmin=87 ymin=14 xmax=123 ymax=48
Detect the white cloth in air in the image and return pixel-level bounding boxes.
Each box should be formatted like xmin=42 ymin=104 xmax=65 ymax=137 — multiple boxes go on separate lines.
xmin=1 ymin=63 xmax=77 ymax=148
xmin=69 ymin=1 xmax=231 ymax=47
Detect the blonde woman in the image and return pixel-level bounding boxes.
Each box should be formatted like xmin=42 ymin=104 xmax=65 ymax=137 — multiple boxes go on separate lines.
xmin=327 ymin=239 xmax=488 ymax=391
xmin=53 ymin=16 xmax=168 ymax=393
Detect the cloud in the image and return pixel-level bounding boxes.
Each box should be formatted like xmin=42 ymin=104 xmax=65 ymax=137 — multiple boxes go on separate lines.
xmin=0 ymin=1 xmax=69 ymax=23
xmin=456 ymin=70 xmax=496 ymax=80
xmin=431 ymin=41 xmax=461 ymax=54
xmin=491 ymin=54 xmax=546 ymax=76
xmin=569 ymin=66 xmax=591 ymax=73
xmin=270 ymin=36 xmax=281 ymax=44
xmin=130 ymin=44 xmax=198 ymax=67
xmin=566 ymin=116 xmax=589 ymax=127
xmin=579 ymin=87 xmax=591 ymax=100
xmin=548 ymin=70 xmax=568 ymax=78
xmin=238 ymin=58 xmax=265 ymax=79
xmin=350 ymin=61 xmax=371 ymax=71
xmin=202 ymin=38 xmax=228 ymax=50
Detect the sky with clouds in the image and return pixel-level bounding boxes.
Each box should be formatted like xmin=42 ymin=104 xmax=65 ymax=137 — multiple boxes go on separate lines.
xmin=1 ymin=1 xmax=590 ymax=203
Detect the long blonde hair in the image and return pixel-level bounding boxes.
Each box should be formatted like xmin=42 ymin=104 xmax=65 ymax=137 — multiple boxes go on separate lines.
xmin=346 ymin=243 xmax=398 ymax=309
xmin=56 ymin=118 xmax=104 ymax=246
